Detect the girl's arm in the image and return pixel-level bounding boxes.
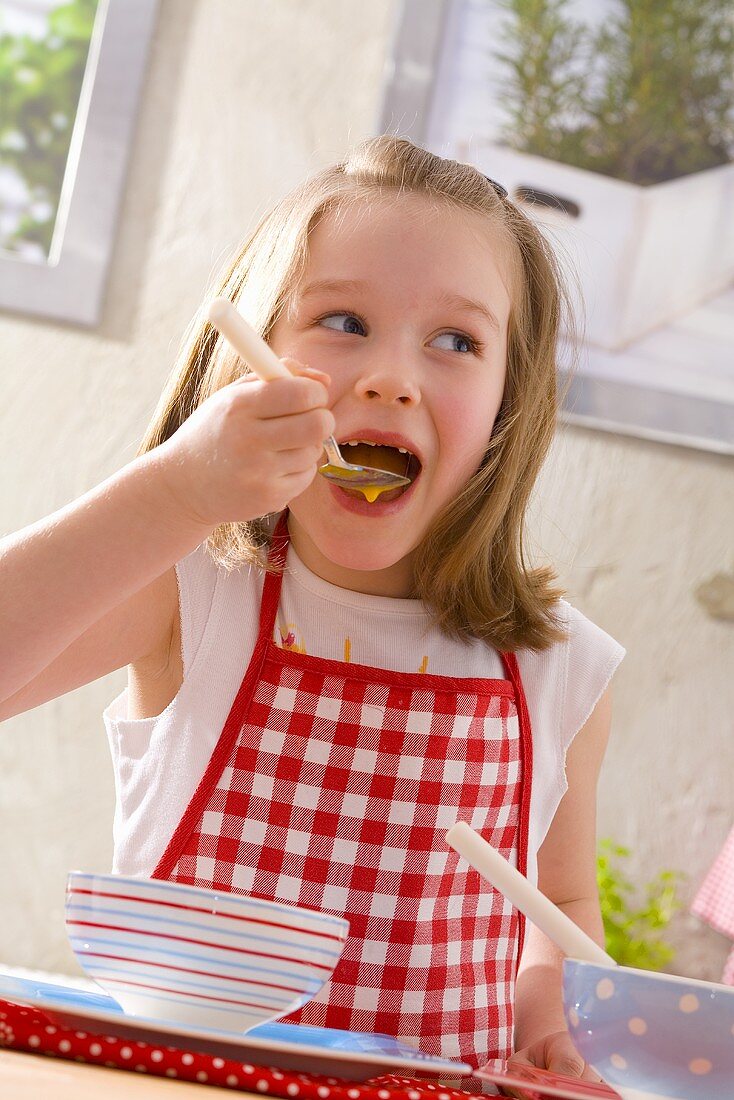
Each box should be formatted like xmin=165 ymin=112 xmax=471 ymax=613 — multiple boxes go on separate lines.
xmin=0 ymin=454 xmax=200 ymax=720
xmin=509 ymin=686 xmax=612 ymax=1080
xmin=0 ymin=367 xmax=333 ymax=717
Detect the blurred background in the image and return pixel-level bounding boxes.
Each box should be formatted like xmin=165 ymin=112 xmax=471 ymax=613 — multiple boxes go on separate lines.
xmin=0 ymin=0 xmax=732 ymax=985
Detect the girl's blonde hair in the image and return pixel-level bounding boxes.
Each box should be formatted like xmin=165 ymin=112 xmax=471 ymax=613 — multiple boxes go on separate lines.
xmin=140 ymin=136 xmax=570 ymax=651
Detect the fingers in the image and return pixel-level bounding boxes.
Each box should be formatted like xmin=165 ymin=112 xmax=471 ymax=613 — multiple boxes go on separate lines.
xmin=544 ymin=1032 xmax=601 ymax=1081
xmin=236 ymin=357 xmax=331 ymax=412
xmin=259 ymin=409 xmax=333 ymax=452
xmin=505 ymin=1050 xmax=536 ymax=1068
xmin=242 ymin=375 xmax=330 ymax=416
xmin=544 ymin=1034 xmax=585 ymax=1078
xmin=546 ymin=1055 xmax=603 ymax=1083
xmin=506 ymin=1032 xmax=602 ymax=1097
xmin=502 ymin=1053 xmax=538 ymax=1100
xmin=274 ymin=444 xmax=325 ymax=476
xmin=546 ymin=1051 xmax=586 ymax=1078
xmin=284 ymin=359 xmax=332 ymax=387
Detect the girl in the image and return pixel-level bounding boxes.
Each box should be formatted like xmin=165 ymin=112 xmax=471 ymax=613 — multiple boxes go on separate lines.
xmin=0 ymin=137 xmax=623 ymax=1081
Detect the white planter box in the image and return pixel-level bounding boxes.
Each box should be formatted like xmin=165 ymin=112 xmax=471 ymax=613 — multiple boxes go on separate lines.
xmin=473 ymin=143 xmax=734 ymax=351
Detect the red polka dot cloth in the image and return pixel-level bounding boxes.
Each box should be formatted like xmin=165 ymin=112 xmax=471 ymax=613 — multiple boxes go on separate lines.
xmin=691 ymin=825 xmax=734 ymax=985
xmin=0 ymin=999 xmax=507 ymax=1097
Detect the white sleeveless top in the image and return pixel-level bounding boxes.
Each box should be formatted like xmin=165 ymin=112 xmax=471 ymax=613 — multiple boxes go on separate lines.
xmin=104 ymin=543 xmax=624 ymax=886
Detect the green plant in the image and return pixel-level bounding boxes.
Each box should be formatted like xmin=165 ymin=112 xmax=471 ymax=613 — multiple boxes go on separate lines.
xmin=493 ymin=0 xmax=592 ymax=167
xmin=0 ymin=0 xmax=98 ymax=257
xmin=597 ymin=839 xmax=685 ymax=970
xmin=493 ymin=0 xmax=734 ymax=185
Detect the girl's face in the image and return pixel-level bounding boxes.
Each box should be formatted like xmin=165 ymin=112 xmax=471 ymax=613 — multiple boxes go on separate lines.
xmin=268 ymin=192 xmax=515 ymax=597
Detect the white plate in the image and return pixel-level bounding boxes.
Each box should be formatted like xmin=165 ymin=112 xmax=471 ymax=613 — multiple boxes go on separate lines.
xmin=0 ymin=971 xmax=471 ymax=1082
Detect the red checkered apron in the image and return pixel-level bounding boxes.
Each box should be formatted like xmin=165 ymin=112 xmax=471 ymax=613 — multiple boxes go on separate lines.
xmin=154 ymin=517 xmax=533 ymax=1068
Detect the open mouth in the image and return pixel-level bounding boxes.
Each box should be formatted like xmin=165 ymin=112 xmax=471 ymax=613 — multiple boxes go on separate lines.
xmin=338 ymin=440 xmax=422 ymax=501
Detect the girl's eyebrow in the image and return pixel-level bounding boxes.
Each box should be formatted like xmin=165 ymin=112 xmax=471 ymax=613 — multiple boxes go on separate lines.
xmin=299 ymin=278 xmax=367 ymax=299
xmin=437 ymin=292 xmax=500 ymax=333
xmin=299 ymin=280 xmax=500 ymax=333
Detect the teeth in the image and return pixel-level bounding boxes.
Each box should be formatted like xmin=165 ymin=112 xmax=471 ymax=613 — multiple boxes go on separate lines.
xmin=343 ymin=439 xmax=413 ymax=455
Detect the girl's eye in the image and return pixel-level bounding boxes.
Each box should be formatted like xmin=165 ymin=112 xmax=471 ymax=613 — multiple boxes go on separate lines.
xmin=318 ymin=312 xmax=366 ymax=336
xmin=431 ymin=332 xmax=477 ymax=354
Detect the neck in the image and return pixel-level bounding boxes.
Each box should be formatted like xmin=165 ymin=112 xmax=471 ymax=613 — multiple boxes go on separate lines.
xmin=286 ymin=515 xmax=416 ymax=598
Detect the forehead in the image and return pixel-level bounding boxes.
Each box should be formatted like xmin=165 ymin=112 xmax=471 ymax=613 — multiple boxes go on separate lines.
xmin=299 ymin=192 xmax=517 ymax=322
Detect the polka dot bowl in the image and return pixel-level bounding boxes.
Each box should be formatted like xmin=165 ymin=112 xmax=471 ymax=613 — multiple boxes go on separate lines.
xmin=65 ymin=872 xmax=349 ymax=1033
xmin=563 ymin=959 xmax=734 ymax=1100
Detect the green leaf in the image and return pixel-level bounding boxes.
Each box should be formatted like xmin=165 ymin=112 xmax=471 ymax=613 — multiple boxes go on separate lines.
xmin=0 ymin=0 xmax=99 ymax=256
xmin=596 ymin=838 xmax=685 ymax=971
xmin=489 ymin=0 xmax=734 ymax=183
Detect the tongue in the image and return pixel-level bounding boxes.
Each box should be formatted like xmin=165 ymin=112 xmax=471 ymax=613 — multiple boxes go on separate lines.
xmin=346 ymin=443 xmax=408 ymax=475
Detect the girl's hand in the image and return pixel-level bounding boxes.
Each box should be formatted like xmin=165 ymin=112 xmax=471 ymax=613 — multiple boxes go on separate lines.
xmin=158 ymin=359 xmax=334 ymax=528
xmin=0 ymin=358 xmax=332 ymax=713
xmin=502 ymin=1030 xmax=603 ymax=1098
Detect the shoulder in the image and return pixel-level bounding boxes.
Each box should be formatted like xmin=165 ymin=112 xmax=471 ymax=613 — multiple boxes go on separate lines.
xmin=515 ymin=597 xmax=624 ymax=760
xmin=559 ymin=598 xmax=625 ymax=659
xmin=174 ymin=540 xmax=263 ymax=611
xmin=555 ymin=599 xmax=625 ymax=726
xmin=517 ymin=599 xmax=624 ymax=695
xmin=175 ymin=542 xmax=265 ymax=668
xmin=517 ymin=601 xmax=624 ymax=875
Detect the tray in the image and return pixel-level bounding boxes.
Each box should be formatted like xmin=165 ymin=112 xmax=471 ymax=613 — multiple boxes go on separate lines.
xmin=0 ymin=971 xmax=470 ymax=1082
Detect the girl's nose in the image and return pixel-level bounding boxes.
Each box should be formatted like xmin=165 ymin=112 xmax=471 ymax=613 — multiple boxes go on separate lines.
xmin=354 ymin=363 xmax=421 ymax=407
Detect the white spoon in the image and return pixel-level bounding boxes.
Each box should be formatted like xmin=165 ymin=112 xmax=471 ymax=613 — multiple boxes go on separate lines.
xmin=205 ymin=298 xmax=411 ymax=495
xmin=445 ymin=821 xmax=617 ymax=967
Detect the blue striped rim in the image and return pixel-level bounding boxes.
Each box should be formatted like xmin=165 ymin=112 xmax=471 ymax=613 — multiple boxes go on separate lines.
xmin=106 ymin=982 xmax=283 ymax=1020
xmin=68 ymin=934 xmax=330 ymax=984
xmin=88 ymin=964 xmax=295 ymax=1008
xmin=66 ymin=902 xmax=344 ymax=959
xmin=72 ymin=944 xmax=322 ymax=991
xmin=67 ymin=874 xmax=348 ymax=931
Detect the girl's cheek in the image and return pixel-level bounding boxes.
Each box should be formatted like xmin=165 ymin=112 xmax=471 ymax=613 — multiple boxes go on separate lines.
xmin=439 ymin=397 xmax=493 ymax=456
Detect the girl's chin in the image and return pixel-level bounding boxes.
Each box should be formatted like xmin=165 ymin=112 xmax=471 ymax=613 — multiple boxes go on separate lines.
xmin=313 ymin=537 xmax=412 ymax=576
xmin=287 ymin=514 xmax=416 ymax=589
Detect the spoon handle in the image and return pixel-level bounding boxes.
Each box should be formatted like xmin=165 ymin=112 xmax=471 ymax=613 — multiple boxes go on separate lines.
xmin=206 ymin=298 xmax=291 ymax=381
xmin=446 ymin=821 xmax=617 ymax=967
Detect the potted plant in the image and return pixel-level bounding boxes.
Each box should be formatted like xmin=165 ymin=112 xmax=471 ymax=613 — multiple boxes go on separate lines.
xmin=597 ymin=839 xmax=685 ymax=970
xmin=470 ymin=0 xmax=734 ymax=351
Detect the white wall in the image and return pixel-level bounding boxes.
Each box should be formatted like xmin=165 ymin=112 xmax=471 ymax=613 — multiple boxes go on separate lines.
xmin=1 ymin=0 xmax=732 ymax=983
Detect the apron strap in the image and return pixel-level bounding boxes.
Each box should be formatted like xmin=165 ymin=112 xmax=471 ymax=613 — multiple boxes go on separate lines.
xmin=154 ymin=513 xmax=290 ymax=880
xmin=258 ymin=510 xmax=290 ymax=639
xmin=500 ymin=649 xmax=534 ymax=968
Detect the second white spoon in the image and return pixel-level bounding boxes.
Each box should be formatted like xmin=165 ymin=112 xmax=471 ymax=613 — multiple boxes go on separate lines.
xmin=446 ymin=821 xmax=617 ymax=967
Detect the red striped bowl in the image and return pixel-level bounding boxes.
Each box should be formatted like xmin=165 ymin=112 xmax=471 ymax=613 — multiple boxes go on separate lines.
xmin=65 ymin=872 xmax=349 ymax=1033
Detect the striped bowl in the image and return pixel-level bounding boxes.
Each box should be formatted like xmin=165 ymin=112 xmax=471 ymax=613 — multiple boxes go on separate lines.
xmin=65 ymin=872 xmax=349 ymax=1033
